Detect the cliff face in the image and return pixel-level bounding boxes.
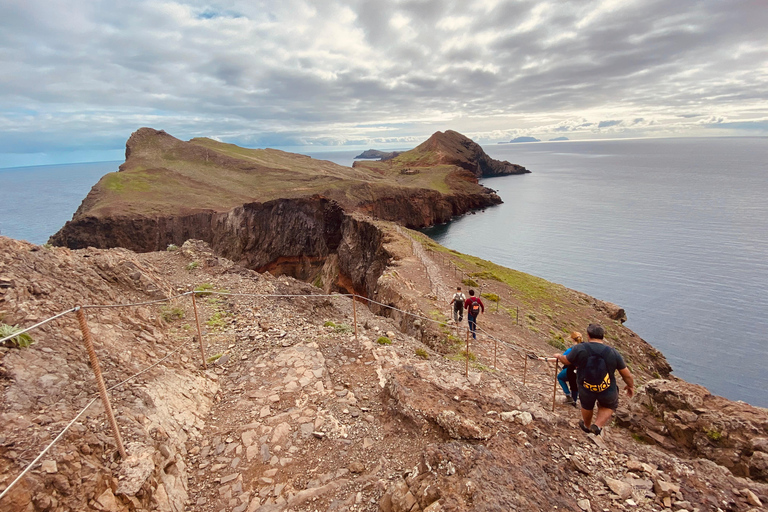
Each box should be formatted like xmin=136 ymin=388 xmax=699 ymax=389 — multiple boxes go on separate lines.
xmin=51 ymin=197 xmax=389 ymax=297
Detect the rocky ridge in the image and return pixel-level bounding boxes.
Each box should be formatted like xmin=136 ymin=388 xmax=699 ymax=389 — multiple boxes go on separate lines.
xmin=1 ymin=233 xmax=767 ymax=512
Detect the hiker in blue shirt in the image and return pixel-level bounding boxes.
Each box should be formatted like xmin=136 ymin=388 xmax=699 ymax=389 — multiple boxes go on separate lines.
xmin=554 ymin=324 xmax=634 ymax=435
xmin=557 ymin=331 xmax=583 ymax=406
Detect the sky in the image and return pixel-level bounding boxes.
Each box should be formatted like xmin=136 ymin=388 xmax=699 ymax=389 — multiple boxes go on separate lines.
xmin=1 ymin=0 xmax=767 ymax=168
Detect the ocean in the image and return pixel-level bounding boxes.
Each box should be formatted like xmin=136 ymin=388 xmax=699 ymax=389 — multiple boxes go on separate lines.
xmin=1 ymin=137 xmax=766 ymax=407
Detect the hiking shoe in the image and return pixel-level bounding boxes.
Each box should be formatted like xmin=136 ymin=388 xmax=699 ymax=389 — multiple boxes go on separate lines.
xmin=563 ymin=395 xmax=574 ymax=405
xmin=589 ymin=424 xmax=602 ymax=436
xmin=578 ymin=420 xmax=590 ymax=433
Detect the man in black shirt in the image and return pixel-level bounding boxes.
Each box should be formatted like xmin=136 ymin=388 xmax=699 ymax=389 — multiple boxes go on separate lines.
xmin=554 ymin=324 xmax=634 ymax=435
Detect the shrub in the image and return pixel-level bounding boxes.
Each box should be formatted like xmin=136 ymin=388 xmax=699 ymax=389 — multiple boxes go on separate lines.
xmin=333 ymin=323 xmax=353 ymax=334
xmin=0 ymin=323 xmax=33 ymax=348
xmin=377 ymin=336 xmax=392 ymax=345
xmin=161 ymin=306 xmax=185 ymax=322
xmin=415 ymin=348 xmax=428 ymax=359
xmin=206 ymin=353 xmax=223 ymax=363
xmin=186 ymin=261 xmax=199 ymax=271
xmin=323 ymin=320 xmax=337 ymax=328
xmin=481 ymin=292 xmax=499 ymax=302
xmin=206 ymin=311 xmax=228 ymax=329
xmin=167 ymin=244 xmax=179 ymax=251
xmin=461 ymin=278 xmax=479 ymax=287
xmin=547 ymin=337 xmax=566 ymax=351
xmin=194 ymin=283 xmax=214 ymax=297
xmin=705 ymin=429 xmax=723 ymax=442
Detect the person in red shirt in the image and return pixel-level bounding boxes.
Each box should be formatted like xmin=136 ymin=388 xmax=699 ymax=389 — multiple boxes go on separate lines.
xmin=463 ymin=289 xmax=484 ymax=339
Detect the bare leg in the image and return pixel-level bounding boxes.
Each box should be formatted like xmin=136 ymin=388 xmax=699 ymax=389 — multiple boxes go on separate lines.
xmin=581 ymin=407 xmax=594 ymax=427
xmin=594 ymin=406 xmax=614 ymax=428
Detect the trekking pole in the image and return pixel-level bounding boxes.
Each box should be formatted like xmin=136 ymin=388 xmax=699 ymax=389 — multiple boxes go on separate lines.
xmin=552 ymin=360 xmax=559 ymax=412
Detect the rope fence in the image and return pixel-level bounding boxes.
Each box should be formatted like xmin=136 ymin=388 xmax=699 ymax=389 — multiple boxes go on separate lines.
xmin=0 ymin=283 xmax=566 ymax=504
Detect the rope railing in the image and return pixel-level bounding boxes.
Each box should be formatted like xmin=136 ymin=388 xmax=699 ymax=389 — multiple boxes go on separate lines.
xmin=0 ymin=283 xmax=564 ymax=504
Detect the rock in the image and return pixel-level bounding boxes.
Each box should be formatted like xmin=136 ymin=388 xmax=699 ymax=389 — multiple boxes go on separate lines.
xmin=604 ymin=476 xmax=633 ymax=500
xmin=95 ymin=488 xmax=119 ymax=512
xmin=41 ymin=459 xmax=57 ymax=473
xmin=577 ymin=498 xmax=591 ymax=510
xmin=743 ymin=489 xmax=762 ymax=507
xmin=348 ymin=461 xmax=365 ymax=473
xmin=653 ymin=479 xmax=680 ymax=498
xmin=423 ymin=500 xmax=443 ymax=511
xmin=515 ymin=411 xmax=533 ymax=426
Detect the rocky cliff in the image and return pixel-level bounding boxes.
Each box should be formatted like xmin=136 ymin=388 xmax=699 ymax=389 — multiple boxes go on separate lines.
xmin=1 ymin=235 xmax=766 ymax=512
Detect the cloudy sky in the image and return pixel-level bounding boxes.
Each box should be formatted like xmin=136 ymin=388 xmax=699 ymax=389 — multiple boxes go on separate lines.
xmin=1 ymin=0 xmax=767 ymax=167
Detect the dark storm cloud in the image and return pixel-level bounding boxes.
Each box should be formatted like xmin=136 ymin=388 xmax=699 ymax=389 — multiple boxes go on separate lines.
xmin=1 ymin=0 xmax=767 ymax=165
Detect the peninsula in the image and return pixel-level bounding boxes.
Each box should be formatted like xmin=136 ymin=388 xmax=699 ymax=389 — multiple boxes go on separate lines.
xmin=0 ymin=129 xmax=765 ymax=511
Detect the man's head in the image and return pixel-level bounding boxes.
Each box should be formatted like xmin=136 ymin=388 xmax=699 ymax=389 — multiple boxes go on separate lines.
xmin=468 ymin=289 xmax=475 ymax=296
xmin=587 ymin=323 xmax=605 ymax=340
xmin=457 ymin=286 xmax=461 ymax=291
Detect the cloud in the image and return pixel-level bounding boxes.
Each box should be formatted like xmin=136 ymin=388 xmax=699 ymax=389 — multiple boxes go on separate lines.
xmin=1 ymin=0 xmax=767 ymax=165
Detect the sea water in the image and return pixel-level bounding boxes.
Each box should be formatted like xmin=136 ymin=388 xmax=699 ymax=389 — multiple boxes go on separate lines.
xmin=422 ymin=137 xmax=768 ymax=408
xmin=1 ymin=138 xmax=766 ymax=407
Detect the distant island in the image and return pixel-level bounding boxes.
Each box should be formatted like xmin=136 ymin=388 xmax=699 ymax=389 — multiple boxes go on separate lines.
xmin=354 ymin=149 xmax=401 ymax=161
xmin=508 ymin=136 xmax=540 ymax=143
xmin=549 ymin=136 xmax=569 ymax=141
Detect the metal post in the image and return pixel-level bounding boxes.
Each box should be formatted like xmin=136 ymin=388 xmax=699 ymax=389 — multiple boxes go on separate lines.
xmin=516 ymin=307 xmax=519 ymax=325
xmin=552 ymin=360 xmax=559 ymax=412
xmin=75 ymin=308 xmax=127 ymax=459
xmin=465 ymin=329 xmax=470 ymax=378
xmin=493 ymin=339 xmax=497 ymax=369
xmin=523 ymin=356 xmax=528 ymax=386
xmin=192 ymin=293 xmax=207 ymax=369
xmin=352 ymin=296 xmax=358 ymax=340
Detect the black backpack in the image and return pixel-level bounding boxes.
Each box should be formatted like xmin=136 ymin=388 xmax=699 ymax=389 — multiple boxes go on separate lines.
xmin=469 ymin=301 xmax=481 ymax=316
xmin=581 ymin=343 xmax=611 ymax=393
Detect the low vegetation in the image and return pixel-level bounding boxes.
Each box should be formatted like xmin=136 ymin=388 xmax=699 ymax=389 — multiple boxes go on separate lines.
xmin=0 ymin=323 xmax=33 ymax=348
xmin=377 ymin=336 xmax=392 ymax=345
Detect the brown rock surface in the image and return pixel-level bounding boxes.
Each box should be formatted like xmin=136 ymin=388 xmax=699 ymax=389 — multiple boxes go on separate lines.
xmin=1 ymin=233 xmax=766 ymax=511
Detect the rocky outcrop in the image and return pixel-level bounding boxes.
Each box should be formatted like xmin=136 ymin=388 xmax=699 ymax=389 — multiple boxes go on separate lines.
xmin=400 ymin=130 xmax=530 ymax=179
xmin=354 ymin=150 xmax=401 ymax=160
xmin=617 ymin=379 xmax=768 ymax=482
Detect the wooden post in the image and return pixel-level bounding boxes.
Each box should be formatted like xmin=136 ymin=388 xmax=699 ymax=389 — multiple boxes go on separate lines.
xmin=352 ymin=296 xmax=358 ymax=340
xmin=552 ymin=360 xmax=559 ymax=412
xmin=192 ymin=292 xmax=207 ymax=369
xmin=75 ymin=308 xmax=128 ymax=459
xmin=523 ymin=355 xmax=528 ymax=386
xmin=516 ymin=307 xmax=519 ymax=325
xmin=465 ymin=329 xmax=470 ymax=378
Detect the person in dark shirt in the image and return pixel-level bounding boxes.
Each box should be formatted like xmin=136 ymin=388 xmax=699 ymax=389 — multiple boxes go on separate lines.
xmin=463 ymin=289 xmax=484 ymax=340
xmin=554 ymin=324 xmax=634 ymax=435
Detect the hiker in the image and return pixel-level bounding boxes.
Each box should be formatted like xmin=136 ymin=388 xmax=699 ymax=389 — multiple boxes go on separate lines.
xmin=557 ymin=331 xmax=583 ymax=406
xmin=554 ymin=323 xmax=634 ymax=435
xmin=463 ymin=289 xmax=484 ymax=339
xmin=449 ymin=286 xmax=466 ymax=322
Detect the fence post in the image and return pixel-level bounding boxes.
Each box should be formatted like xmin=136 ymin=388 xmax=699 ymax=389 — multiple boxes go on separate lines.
xmin=493 ymin=338 xmax=497 ymax=370
xmin=552 ymin=360 xmax=559 ymax=412
xmin=352 ymin=296 xmax=358 ymax=340
xmin=465 ymin=328 xmax=470 ymax=378
xmin=191 ymin=293 xmax=207 ymax=369
xmin=75 ymin=307 xmax=128 ymax=459
xmin=516 ymin=307 xmax=519 ymax=325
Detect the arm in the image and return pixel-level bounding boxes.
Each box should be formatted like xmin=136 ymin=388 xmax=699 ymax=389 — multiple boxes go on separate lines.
xmin=618 ymin=367 xmax=635 ymax=398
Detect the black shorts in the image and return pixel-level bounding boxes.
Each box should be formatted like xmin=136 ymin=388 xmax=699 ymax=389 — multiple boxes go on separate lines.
xmin=578 ymin=386 xmax=619 ymax=411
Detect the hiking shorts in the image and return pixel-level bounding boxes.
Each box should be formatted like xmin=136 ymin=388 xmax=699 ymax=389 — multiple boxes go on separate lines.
xmin=579 ymin=387 xmax=619 ymax=411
